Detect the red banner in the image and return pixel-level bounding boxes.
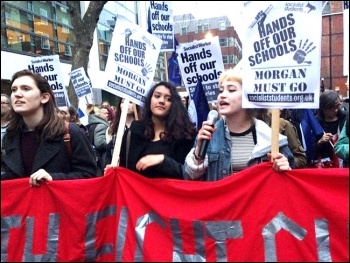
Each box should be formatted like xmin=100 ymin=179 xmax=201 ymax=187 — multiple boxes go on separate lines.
xmin=1 ymin=163 xmax=349 ymax=262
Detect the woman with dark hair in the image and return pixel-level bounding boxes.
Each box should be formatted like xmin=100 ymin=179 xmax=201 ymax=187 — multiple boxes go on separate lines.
xmin=105 ymin=98 xmax=141 ymax=165
xmin=314 ymin=89 xmax=348 ymax=167
xmin=118 ymin=81 xmax=197 ymax=179
xmin=1 ymin=69 xmax=97 ymax=186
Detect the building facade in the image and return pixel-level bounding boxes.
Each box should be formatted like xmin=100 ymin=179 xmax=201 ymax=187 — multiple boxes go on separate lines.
xmin=321 ymin=1 xmax=348 ymax=97
xmin=1 ymin=1 xmax=167 ymax=106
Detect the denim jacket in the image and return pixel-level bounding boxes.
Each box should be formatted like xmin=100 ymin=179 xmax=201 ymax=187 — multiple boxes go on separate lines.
xmin=184 ymin=118 xmax=295 ymax=181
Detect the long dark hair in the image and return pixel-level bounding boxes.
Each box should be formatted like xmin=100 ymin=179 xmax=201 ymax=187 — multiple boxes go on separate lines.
xmin=142 ymin=81 xmax=197 ymax=143
xmin=7 ymin=69 xmax=65 ymax=140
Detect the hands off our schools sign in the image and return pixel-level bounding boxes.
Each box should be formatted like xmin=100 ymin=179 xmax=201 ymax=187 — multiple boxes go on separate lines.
xmin=242 ymin=1 xmax=322 ymax=109
xmin=102 ymin=15 xmax=162 ymax=107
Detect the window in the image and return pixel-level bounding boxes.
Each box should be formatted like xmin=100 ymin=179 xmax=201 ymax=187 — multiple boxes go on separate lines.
xmin=322 ymin=1 xmax=330 ymax=14
xmin=41 ymin=33 xmax=50 ymax=49
xmin=62 ymin=26 xmax=70 ymax=34
xmin=61 ymin=18 xmax=70 ymax=33
xmin=222 ymin=55 xmax=228 ymax=64
xmin=222 ymin=55 xmax=234 ymax=64
xmin=27 ymin=2 xmax=33 ymax=11
xmin=181 ymin=26 xmax=187 ymax=35
xmin=64 ymin=43 xmax=72 ymax=56
xmin=219 ymin=21 xmax=226 ymax=31
xmin=228 ymin=55 xmax=234 ymax=64
xmin=198 ymin=23 xmax=209 ymax=33
xmin=17 ymin=35 xmax=24 ymax=42
xmin=228 ymin=37 xmax=234 ymax=47
xmin=98 ymin=40 xmax=110 ymax=55
xmin=219 ymin=38 xmax=228 ymax=47
xmin=60 ymin=6 xmax=67 ymax=13
xmin=40 ymin=8 xmax=48 ymax=25
xmin=2 ymin=1 xmax=73 ymax=61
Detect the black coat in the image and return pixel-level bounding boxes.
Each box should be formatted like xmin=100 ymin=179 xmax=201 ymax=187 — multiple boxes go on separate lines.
xmin=1 ymin=122 xmax=98 ymax=180
xmin=119 ymin=121 xmax=195 ymax=179
xmin=315 ymin=108 xmax=348 ymax=162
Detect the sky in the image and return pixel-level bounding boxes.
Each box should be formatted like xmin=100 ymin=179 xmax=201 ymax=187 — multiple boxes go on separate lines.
xmin=172 ymin=1 xmax=245 ymax=38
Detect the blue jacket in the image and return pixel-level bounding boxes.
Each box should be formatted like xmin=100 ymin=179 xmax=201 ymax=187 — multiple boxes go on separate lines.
xmin=184 ymin=118 xmax=295 ymax=181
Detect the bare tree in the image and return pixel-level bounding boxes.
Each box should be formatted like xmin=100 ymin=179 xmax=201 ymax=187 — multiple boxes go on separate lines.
xmin=67 ymin=1 xmax=108 ymax=107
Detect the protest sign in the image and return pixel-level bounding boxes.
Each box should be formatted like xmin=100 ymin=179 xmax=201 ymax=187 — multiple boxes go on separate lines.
xmin=242 ymin=1 xmax=322 ymax=109
xmin=68 ymin=67 xmax=93 ymax=125
xmin=177 ymin=36 xmax=224 ymax=103
xmin=27 ymin=55 xmax=69 ymax=107
xmin=148 ymin=1 xmax=174 ymax=51
xmin=102 ymin=14 xmax=162 ymax=107
xmin=68 ymin=67 xmax=92 ymax=99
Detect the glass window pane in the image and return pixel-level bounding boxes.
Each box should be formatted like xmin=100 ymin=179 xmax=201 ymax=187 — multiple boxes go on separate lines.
xmin=34 ymin=15 xmax=54 ymax=38
xmin=229 ymin=55 xmax=234 ymax=64
xmin=98 ymin=40 xmax=110 ymax=55
xmin=97 ymin=24 xmax=113 ymax=42
xmin=219 ymin=21 xmax=226 ymax=31
xmin=5 ymin=29 xmax=31 ymax=52
xmin=57 ymin=23 xmax=72 ymax=43
xmin=32 ymin=1 xmax=54 ymax=19
xmin=4 ymin=1 xmax=28 ymax=10
xmin=56 ymin=5 xmax=71 ymax=27
xmin=228 ymin=37 xmax=234 ymax=47
xmin=219 ymin=38 xmax=227 ymax=47
xmin=5 ymin=6 xmax=31 ymax=31
xmin=99 ymin=55 xmax=107 ymax=71
xmin=56 ymin=42 xmax=72 ymax=60
xmin=99 ymin=9 xmax=116 ymax=29
xmin=34 ymin=36 xmax=54 ymax=55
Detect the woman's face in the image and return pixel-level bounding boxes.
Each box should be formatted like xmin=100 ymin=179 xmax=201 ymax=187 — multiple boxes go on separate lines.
xmin=11 ymin=76 xmax=49 ymax=117
xmin=217 ymin=79 xmax=243 ymax=117
xmin=323 ymin=104 xmax=340 ymax=120
xmin=121 ymin=99 xmax=135 ymax=115
xmin=150 ymin=85 xmax=172 ymax=119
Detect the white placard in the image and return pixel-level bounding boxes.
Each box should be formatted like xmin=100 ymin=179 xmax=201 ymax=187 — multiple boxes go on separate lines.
xmin=242 ymin=1 xmax=322 ymax=109
xmin=28 ymin=55 xmax=69 ymax=107
xmin=176 ymin=36 xmax=225 ymax=103
xmin=149 ymin=1 xmax=174 ymax=52
xmin=102 ymin=15 xmax=162 ymax=107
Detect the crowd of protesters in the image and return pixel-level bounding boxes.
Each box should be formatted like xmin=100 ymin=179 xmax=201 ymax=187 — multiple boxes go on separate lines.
xmin=1 ymin=65 xmax=349 ymax=186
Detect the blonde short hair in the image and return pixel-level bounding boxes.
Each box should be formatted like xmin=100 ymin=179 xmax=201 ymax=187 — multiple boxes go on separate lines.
xmin=219 ymin=60 xmax=243 ymax=86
